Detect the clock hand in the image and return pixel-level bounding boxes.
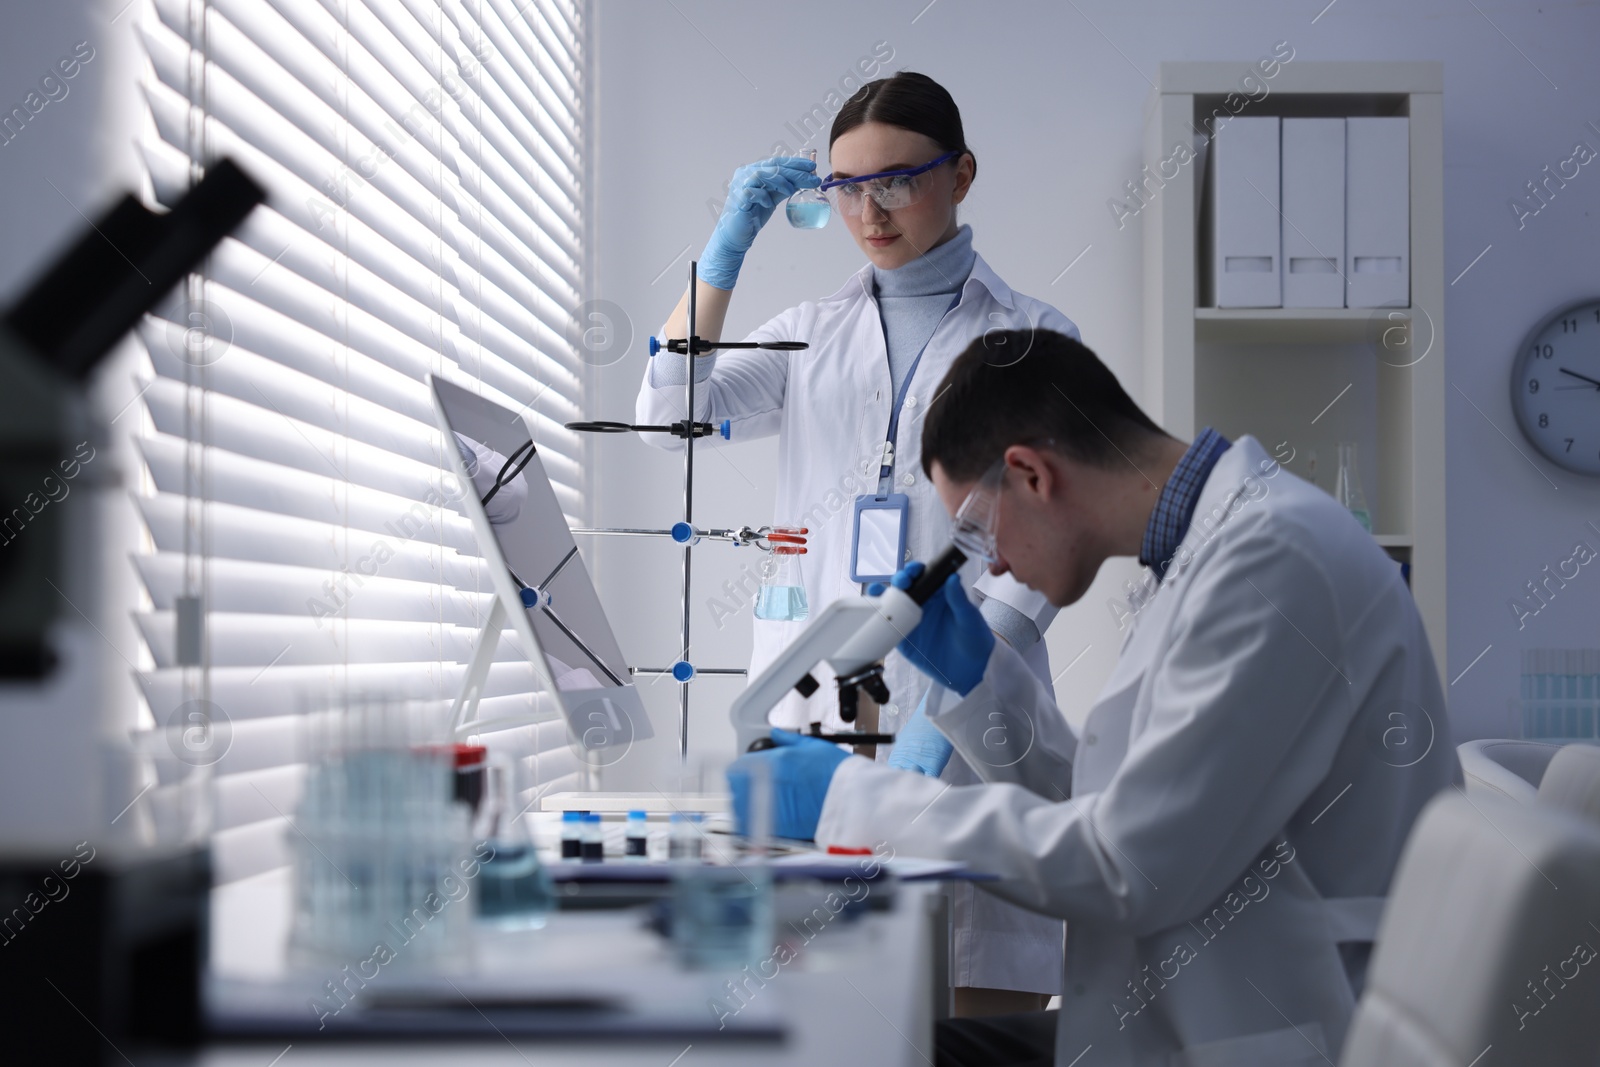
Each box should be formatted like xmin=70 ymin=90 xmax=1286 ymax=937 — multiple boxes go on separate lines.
xmin=1558 ymin=366 xmax=1600 ymax=390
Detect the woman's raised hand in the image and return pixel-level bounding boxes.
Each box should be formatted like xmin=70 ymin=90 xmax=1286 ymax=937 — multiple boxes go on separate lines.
xmin=699 ymin=156 xmax=821 ymax=290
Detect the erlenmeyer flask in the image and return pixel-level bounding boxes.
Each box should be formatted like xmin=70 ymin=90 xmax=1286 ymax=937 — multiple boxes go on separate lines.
xmin=474 ymin=755 xmax=554 ymax=929
xmin=1334 ymin=441 xmax=1371 ymax=532
xmin=754 ymin=545 xmax=808 ymax=621
xmin=786 ymin=149 xmax=831 ymax=230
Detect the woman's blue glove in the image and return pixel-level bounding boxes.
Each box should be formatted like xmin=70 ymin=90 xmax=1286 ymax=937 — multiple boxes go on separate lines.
xmin=700 ymin=156 xmax=820 ymax=290
xmin=725 ymin=728 xmax=851 ymax=841
xmin=871 ymin=562 xmax=994 ymax=697
xmin=885 ymin=690 xmax=954 ymax=777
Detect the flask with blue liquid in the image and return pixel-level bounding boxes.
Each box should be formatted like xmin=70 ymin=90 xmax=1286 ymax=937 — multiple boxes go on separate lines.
xmin=755 ymin=544 xmax=808 ymax=622
xmin=786 ymin=148 xmax=831 ymax=229
xmin=474 ymin=755 xmax=554 ymax=929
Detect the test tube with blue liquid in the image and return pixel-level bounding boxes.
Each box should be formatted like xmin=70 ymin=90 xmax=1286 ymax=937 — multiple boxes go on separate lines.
xmin=786 ymin=149 xmax=831 ymax=230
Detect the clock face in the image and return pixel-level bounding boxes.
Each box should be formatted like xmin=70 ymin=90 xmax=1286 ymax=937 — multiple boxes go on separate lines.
xmin=1512 ymin=298 xmax=1600 ymax=477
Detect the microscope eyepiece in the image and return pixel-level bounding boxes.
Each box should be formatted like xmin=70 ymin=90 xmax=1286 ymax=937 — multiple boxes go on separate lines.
xmin=905 ymin=544 xmax=968 ymax=605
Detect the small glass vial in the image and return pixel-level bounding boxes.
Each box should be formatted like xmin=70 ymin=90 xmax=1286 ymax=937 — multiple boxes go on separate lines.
xmin=580 ymin=811 xmax=604 ymax=862
xmin=755 ymin=546 xmax=808 ymax=622
xmin=625 ymin=811 xmax=648 ymax=860
xmin=668 ymin=813 xmax=704 ymax=861
xmin=1335 ymin=442 xmax=1372 ymax=532
xmin=786 ymin=148 xmax=831 ymax=229
xmin=560 ymin=810 xmax=582 ymax=860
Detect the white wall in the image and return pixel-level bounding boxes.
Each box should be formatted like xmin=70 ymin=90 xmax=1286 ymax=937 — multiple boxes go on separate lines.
xmin=590 ymin=0 xmax=1600 ymax=757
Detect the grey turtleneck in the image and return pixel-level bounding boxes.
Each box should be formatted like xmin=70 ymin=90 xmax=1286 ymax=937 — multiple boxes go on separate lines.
xmin=872 ymin=223 xmax=976 ymax=402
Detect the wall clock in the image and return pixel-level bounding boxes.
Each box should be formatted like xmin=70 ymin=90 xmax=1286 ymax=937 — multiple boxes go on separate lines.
xmin=1512 ymin=297 xmax=1600 ymax=476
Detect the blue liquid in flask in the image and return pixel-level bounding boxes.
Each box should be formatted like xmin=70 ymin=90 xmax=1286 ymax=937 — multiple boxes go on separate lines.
xmin=755 ymin=585 xmax=808 ymax=622
xmin=477 ymin=844 xmax=555 ymax=929
xmin=785 ymin=199 xmax=831 ymax=229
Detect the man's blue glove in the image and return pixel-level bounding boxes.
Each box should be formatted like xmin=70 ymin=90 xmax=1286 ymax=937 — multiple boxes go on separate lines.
xmin=725 ymin=728 xmax=851 ymax=841
xmin=885 ymin=690 xmax=954 ymax=777
xmin=700 ymin=156 xmax=820 ymax=290
xmin=870 ymin=561 xmax=994 ymax=696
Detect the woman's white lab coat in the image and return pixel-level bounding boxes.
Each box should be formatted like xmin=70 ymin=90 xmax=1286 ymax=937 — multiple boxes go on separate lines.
xmin=817 ymin=436 xmax=1462 ymax=1065
xmin=637 ymin=253 xmax=1077 ymax=994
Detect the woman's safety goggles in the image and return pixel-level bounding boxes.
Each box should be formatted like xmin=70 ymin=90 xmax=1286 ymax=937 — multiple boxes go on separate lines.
xmin=818 ymin=151 xmax=958 ymax=216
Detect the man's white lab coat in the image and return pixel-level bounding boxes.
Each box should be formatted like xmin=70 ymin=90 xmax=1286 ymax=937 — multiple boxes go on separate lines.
xmin=817 ymin=436 xmax=1461 ymax=1066
xmin=638 ymin=254 xmax=1078 ymax=993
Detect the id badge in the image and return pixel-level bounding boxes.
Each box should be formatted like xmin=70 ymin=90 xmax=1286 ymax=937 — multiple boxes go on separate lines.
xmin=849 ymin=493 xmax=910 ymax=584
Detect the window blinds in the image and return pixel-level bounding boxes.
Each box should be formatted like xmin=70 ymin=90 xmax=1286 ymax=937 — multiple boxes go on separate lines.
xmin=130 ymin=0 xmax=589 ymax=884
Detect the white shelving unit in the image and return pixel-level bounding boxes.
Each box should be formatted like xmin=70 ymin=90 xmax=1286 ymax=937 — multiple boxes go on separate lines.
xmin=1142 ymin=61 xmax=1447 ymax=684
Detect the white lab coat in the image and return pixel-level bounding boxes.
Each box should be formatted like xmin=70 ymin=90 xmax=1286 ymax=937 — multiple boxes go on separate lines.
xmin=638 ymin=253 xmax=1077 ymax=993
xmin=817 ymin=437 xmax=1462 ymax=1066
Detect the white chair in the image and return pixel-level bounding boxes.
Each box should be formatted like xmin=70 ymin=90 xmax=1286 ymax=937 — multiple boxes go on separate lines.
xmin=1537 ymin=742 xmax=1600 ymax=826
xmin=1340 ymin=790 xmax=1600 ymax=1066
xmin=1456 ymin=738 xmax=1563 ymax=803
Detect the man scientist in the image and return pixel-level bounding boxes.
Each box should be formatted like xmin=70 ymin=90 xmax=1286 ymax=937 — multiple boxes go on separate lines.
xmin=728 ymin=328 xmax=1461 ymax=1066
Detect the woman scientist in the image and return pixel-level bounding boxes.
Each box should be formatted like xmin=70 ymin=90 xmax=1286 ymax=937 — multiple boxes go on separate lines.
xmin=636 ymin=72 xmax=1078 ymax=1016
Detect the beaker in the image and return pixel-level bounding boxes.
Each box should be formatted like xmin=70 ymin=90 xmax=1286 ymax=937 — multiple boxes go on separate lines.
xmin=786 ymin=149 xmax=831 ymax=229
xmin=755 ymin=545 xmax=808 ymax=621
xmin=669 ymin=760 xmax=772 ymax=970
xmin=1335 ymin=442 xmax=1372 ymax=532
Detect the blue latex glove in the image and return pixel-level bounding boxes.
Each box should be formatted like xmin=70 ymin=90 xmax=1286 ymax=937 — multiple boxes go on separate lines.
xmin=885 ymin=690 xmax=954 ymax=777
xmin=726 ymin=728 xmax=850 ymax=841
xmin=872 ymin=562 xmax=995 ymax=696
xmin=700 ymin=156 xmax=820 ymax=290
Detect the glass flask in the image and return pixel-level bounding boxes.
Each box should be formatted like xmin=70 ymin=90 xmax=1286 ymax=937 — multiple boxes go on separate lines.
xmin=786 ymin=149 xmax=831 ymax=230
xmin=474 ymin=755 xmax=555 ymax=929
xmin=1335 ymin=441 xmax=1372 ymax=532
xmin=755 ymin=544 xmax=808 ymax=621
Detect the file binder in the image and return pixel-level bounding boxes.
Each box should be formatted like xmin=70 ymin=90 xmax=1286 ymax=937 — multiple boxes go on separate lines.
xmin=1345 ymin=117 xmax=1409 ymax=308
xmin=1281 ymin=118 xmax=1346 ymax=308
xmin=1210 ymin=116 xmax=1282 ymax=308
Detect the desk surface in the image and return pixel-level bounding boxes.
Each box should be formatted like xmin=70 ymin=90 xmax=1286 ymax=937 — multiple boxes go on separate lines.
xmin=199 ymin=865 xmax=938 ymax=1066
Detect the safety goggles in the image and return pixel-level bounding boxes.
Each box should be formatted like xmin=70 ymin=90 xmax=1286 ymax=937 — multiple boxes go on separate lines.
xmin=818 ymin=151 xmax=958 ymax=216
xmin=949 ymin=458 xmax=1005 ymax=565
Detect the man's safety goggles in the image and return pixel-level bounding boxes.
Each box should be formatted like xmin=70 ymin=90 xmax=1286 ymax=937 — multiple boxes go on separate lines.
xmin=949 ymin=458 xmax=1005 ymax=565
xmin=818 ymin=151 xmax=958 ymax=216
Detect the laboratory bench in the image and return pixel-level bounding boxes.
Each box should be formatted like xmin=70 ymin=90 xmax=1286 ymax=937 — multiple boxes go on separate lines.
xmin=181 ymin=854 xmax=949 ymax=1067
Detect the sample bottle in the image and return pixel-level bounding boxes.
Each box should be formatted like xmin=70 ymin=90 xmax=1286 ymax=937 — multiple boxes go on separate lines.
xmin=625 ymin=810 xmax=648 ymax=859
xmin=786 ymin=148 xmax=831 ymax=229
xmin=560 ymin=811 xmax=582 ymax=859
xmin=1335 ymin=442 xmax=1372 ymax=532
xmin=668 ymin=812 xmax=703 ymax=861
xmin=581 ymin=811 xmax=604 ymax=862
xmin=755 ymin=545 xmax=808 ymax=622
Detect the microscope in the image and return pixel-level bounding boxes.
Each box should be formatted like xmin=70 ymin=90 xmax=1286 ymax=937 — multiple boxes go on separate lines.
xmin=727 ymin=543 xmax=968 ymax=753
xmin=0 ymin=160 xmax=263 ymax=1062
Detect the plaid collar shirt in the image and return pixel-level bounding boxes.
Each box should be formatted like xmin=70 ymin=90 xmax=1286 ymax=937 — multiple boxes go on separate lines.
xmin=1139 ymin=427 xmax=1232 ymax=580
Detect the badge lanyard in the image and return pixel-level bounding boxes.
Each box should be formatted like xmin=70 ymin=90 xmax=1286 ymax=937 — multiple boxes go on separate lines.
xmin=849 ymin=292 xmax=961 ymax=586
xmin=876 ymin=292 xmax=963 ymax=494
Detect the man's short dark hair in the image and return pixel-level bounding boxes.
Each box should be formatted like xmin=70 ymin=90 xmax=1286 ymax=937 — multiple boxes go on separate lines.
xmin=921 ymin=329 xmax=1169 ymax=483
